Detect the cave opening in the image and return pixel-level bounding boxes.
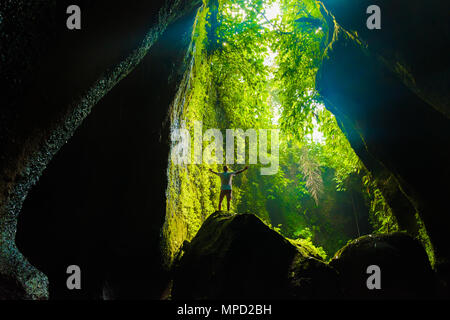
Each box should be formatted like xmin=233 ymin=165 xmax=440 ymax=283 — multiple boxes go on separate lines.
xmin=162 ymin=0 xmax=376 ymax=268
xmin=164 ymin=0 xmax=440 ymax=300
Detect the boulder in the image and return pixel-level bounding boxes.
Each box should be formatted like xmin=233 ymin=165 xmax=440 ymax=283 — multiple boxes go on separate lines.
xmin=330 ymin=232 xmax=437 ymax=299
xmin=172 ymin=211 xmax=340 ymax=299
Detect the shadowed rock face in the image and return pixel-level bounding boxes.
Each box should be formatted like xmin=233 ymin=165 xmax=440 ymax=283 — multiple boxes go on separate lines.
xmin=316 ymin=1 xmax=450 ymax=269
xmin=172 ymin=211 xmax=340 ymax=300
xmin=15 ymin=5 xmax=200 ymax=300
xmin=330 ymin=233 xmax=436 ymax=299
xmin=0 ymin=0 xmax=201 ymax=299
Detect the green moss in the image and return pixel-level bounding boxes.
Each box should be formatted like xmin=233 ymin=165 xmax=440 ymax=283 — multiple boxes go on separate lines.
xmin=415 ymin=212 xmax=435 ymax=268
xmin=261 ymin=218 xmax=327 ymax=260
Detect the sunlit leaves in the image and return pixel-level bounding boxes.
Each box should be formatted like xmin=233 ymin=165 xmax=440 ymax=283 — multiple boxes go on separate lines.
xmin=211 ymin=0 xmax=276 ymax=129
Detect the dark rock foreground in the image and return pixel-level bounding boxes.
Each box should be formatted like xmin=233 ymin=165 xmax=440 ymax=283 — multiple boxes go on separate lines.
xmin=172 ymin=211 xmax=438 ymax=299
xmin=172 ymin=211 xmax=340 ymax=299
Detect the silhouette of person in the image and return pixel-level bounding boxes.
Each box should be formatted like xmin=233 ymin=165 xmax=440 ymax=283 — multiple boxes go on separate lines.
xmin=209 ymin=165 xmax=248 ymax=211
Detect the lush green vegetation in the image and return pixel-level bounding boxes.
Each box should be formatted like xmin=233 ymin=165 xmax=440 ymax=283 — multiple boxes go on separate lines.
xmin=161 ymin=0 xmax=423 ymax=266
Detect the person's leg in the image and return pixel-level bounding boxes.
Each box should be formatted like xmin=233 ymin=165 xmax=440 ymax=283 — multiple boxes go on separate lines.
xmin=219 ymin=190 xmax=225 ymax=211
xmin=226 ymin=190 xmax=232 ymax=211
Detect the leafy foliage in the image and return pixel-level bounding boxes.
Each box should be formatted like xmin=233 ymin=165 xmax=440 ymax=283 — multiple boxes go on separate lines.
xmin=362 ymin=172 xmax=399 ymax=234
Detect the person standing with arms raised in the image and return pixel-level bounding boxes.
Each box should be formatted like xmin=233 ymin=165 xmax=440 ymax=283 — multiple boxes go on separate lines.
xmin=209 ymin=165 xmax=248 ymax=211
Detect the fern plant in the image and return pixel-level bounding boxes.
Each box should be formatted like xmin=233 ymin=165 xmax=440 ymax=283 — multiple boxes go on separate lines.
xmin=298 ymin=146 xmax=323 ymax=205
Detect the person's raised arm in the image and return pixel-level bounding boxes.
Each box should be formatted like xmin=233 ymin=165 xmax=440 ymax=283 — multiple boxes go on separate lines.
xmin=234 ymin=166 xmax=249 ymax=175
xmin=209 ymin=168 xmax=220 ymax=175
